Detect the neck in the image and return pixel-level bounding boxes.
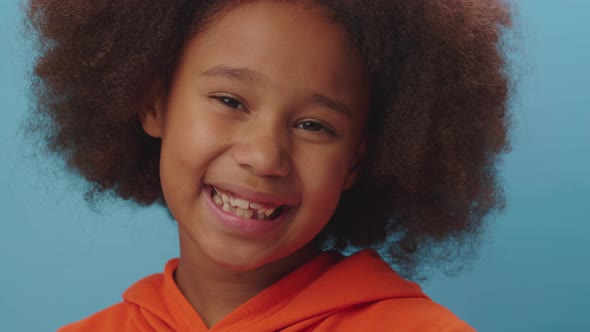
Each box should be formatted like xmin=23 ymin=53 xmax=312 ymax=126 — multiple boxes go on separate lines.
xmin=174 ymin=232 xmax=318 ymax=328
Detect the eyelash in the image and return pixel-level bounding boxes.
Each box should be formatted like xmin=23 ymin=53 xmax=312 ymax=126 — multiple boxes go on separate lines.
xmin=209 ymin=93 xmax=337 ymax=136
xmin=295 ymin=121 xmax=336 ymax=136
xmin=210 ymin=93 xmax=246 ymax=111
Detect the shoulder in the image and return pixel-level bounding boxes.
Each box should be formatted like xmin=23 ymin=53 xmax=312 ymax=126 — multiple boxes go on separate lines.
xmin=57 ymin=265 xmax=172 ymax=332
xmin=319 ymin=298 xmax=475 ymax=331
xmin=308 ymin=250 xmax=476 ymax=331
xmin=58 ymin=302 xmax=135 ymax=332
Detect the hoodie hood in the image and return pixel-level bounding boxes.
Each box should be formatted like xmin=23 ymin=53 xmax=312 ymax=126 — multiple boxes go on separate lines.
xmin=123 ymin=249 xmax=430 ymax=331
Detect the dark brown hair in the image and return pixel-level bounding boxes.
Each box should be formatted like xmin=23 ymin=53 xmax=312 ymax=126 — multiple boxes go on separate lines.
xmin=25 ymin=0 xmax=515 ymax=278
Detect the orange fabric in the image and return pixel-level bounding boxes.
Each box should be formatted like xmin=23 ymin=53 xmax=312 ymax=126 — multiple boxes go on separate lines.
xmin=59 ymin=250 xmax=475 ymax=331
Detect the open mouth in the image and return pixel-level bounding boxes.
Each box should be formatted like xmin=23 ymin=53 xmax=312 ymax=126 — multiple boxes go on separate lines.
xmin=210 ymin=186 xmax=288 ymax=221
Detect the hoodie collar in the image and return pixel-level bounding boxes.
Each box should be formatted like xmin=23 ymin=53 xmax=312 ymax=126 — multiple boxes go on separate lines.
xmin=124 ymin=249 xmax=427 ymax=331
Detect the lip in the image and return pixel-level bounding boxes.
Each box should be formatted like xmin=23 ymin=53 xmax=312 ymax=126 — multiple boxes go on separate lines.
xmin=203 ymin=185 xmax=292 ymax=238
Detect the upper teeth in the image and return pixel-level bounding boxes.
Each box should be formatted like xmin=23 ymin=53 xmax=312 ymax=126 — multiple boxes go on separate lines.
xmin=212 ymin=187 xmax=279 ymax=219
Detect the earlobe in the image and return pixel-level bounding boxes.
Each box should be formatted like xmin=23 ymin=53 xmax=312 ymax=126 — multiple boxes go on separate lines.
xmin=343 ymin=168 xmax=358 ymax=191
xmin=139 ymin=79 xmax=166 ymax=138
xmin=343 ymin=139 xmax=367 ymax=190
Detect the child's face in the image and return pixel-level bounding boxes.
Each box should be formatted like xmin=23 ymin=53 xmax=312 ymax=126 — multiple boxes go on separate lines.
xmin=142 ymin=1 xmax=369 ymax=270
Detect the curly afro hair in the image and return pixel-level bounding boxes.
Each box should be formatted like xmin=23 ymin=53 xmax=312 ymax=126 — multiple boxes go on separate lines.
xmin=25 ymin=0 xmax=515 ymax=278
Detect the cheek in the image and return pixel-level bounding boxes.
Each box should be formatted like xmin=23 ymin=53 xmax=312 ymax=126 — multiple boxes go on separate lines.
xmin=298 ymin=148 xmax=352 ymax=210
xmin=163 ymin=100 xmax=234 ymax=158
xmin=159 ymin=110 xmax=230 ymax=195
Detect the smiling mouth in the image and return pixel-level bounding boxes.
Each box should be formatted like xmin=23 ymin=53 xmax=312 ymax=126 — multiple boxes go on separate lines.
xmin=210 ymin=186 xmax=287 ymax=221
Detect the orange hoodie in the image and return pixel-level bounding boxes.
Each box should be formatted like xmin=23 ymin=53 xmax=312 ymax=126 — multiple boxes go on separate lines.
xmin=59 ymin=250 xmax=475 ymax=331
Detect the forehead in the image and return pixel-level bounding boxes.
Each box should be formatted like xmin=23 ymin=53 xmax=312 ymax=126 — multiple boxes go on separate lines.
xmin=177 ymin=1 xmax=369 ymax=107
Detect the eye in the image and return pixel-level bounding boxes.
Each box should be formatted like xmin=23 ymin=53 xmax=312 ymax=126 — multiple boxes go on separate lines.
xmin=210 ymin=93 xmax=246 ymax=111
xmin=295 ymin=120 xmax=336 ymax=136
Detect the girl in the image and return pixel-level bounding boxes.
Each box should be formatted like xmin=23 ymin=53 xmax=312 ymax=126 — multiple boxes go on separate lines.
xmin=25 ymin=0 xmax=514 ymax=330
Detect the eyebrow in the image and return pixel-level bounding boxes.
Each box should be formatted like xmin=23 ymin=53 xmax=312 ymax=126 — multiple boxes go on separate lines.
xmin=310 ymin=93 xmax=353 ymax=118
xmin=200 ymin=65 xmax=353 ymax=117
xmin=200 ymin=65 xmax=266 ymax=84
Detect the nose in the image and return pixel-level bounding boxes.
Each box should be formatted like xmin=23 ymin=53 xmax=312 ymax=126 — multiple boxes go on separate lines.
xmin=231 ymin=118 xmax=291 ymax=177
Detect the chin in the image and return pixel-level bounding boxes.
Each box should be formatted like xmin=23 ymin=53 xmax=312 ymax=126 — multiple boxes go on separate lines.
xmin=207 ymin=247 xmax=278 ymax=272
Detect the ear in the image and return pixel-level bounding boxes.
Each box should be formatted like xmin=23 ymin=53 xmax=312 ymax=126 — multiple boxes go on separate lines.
xmin=139 ymin=79 xmax=166 ymax=138
xmin=343 ymin=138 xmax=367 ymax=190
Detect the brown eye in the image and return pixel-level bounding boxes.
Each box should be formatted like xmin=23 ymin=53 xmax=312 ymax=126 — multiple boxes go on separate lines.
xmin=218 ymin=96 xmax=241 ymax=109
xmin=296 ymin=120 xmax=336 ymax=136
xmin=210 ymin=94 xmax=245 ymax=110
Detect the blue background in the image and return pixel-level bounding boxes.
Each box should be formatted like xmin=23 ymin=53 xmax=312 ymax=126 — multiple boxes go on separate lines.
xmin=1 ymin=0 xmax=588 ymax=331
